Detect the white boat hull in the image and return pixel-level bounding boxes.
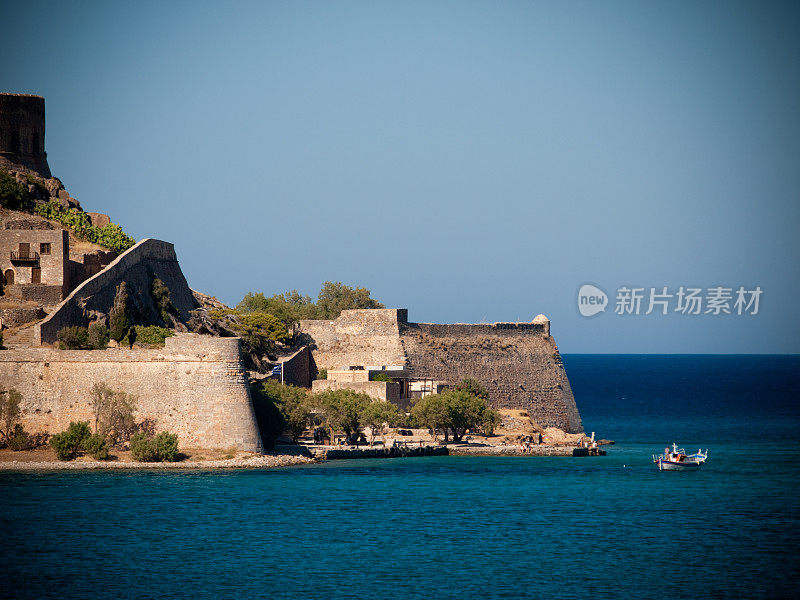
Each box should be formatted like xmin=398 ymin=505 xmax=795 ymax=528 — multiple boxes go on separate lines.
xmin=654 ymin=444 xmax=708 ymax=471
xmin=657 ymin=459 xmax=702 ymax=471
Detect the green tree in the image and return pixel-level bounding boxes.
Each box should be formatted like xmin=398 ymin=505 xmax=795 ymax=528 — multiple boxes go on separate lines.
xmin=109 ymin=282 xmax=131 ymax=343
xmin=151 ymin=278 xmax=178 ymax=326
xmin=411 ymin=393 xmax=450 ymax=441
xmin=412 ymin=390 xmax=495 ymax=442
xmin=0 ymin=388 xmax=22 ymax=446
xmin=454 ymin=378 xmax=490 ymax=401
xmin=237 ymin=291 xmax=320 ymax=325
xmin=361 ymin=401 xmax=402 ymax=446
xmin=482 ymin=408 xmax=502 ymax=436
xmin=314 ymin=388 xmax=372 ymax=444
xmin=316 ymin=281 xmax=384 ymax=319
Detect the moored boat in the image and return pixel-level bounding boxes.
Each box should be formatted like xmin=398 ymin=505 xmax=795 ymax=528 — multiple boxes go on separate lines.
xmin=653 ymin=443 xmax=707 ymax=471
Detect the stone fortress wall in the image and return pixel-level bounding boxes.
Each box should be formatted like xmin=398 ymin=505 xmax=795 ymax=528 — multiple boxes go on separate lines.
xmin=36 ymin=238 xmax=198 ymax=345
xmin=0 ymin=334 xmax=263 ymax=452
xmin=299 ymin=309 xmax=583 ymax=433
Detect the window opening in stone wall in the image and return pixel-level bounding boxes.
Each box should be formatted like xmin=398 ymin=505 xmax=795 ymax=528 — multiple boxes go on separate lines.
xmin=40 ymin=243 xmax=51 ymax=255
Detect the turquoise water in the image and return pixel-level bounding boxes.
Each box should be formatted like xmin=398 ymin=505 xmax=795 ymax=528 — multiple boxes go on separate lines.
xmin=2 ymin=355 xmax=799 ymax=599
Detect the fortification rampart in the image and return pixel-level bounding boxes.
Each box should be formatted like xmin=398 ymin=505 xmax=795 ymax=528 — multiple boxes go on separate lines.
xmin=0 ymin=334 xmax=263 ymax=451
xmin=299 ymin=309 xmax=583 ymax=433
xmin=400 ymin=322 xmax=581 ymax=433
xmin=35 ymin=238 xmax=197 ymax=345
xmin=299 ymin=308 xmax=407 ymax=368
xmin=0 ymin=93 xmax=50 ymax=177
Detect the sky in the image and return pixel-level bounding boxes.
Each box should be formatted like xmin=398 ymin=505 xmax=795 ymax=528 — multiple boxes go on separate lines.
xmin=2 ymin=0 xmax=799 ymax=353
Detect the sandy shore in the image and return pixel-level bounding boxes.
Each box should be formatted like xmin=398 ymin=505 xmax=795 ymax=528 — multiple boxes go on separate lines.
xmin=0 ymin=452 xmax=316 ymax=471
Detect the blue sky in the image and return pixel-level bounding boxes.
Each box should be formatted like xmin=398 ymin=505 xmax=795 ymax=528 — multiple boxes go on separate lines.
xmin=2 ymin=0 xmax=798 ymax=352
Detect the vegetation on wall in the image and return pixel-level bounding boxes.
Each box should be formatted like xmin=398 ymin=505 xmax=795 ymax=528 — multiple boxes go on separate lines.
xmin=0 ymin=170 xmax=32 ymax=210
xmin=236 ymin=281 xmax=384 ymax=326
xmin=131 ymin=325 xmax=174 ymax=347
xmin=57 ymin=324 xmax=110 ymax=350
xmin=33 ymin=199 xmax=135 ymax=253
xmin=207 ymin=308 xmax=290 ymax=358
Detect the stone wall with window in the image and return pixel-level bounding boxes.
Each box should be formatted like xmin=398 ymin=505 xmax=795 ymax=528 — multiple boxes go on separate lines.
xmin=0 ymin=224 xmax=68 ymax=304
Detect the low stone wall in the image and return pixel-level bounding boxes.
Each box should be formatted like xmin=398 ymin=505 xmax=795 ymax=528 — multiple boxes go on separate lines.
xmin=5 ymin=283 xmax=63 ymax=306
xmin=36 ymin=238 xmax=197 ymax=345
xmin=311 ymin=379 xmax=401 ymax=403
xmin=0 ymin=305 xmax=45 ymax=328
xmin=0 ymin=333 xmax=263 ymax=452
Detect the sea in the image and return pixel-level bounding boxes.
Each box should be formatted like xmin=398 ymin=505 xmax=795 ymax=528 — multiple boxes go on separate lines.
xmin=1 ymin=355 xmax=799 ymax=600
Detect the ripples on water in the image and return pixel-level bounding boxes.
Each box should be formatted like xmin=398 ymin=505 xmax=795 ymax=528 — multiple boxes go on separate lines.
xmin=2 ymin=356 xmax=799 ymax=599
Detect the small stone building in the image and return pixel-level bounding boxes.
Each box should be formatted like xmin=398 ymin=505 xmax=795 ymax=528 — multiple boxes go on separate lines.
xmin=0 ymin=222 xmax=68 ymax=305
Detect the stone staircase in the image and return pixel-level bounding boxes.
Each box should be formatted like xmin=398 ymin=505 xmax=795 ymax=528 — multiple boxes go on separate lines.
xmin=2 ymin=325 xmax=36 ymax=349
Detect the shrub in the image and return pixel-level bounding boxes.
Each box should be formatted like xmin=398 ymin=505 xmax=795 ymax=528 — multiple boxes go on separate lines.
xmin=0 ymin=170 xmax=32 ymax=210
xmin=82 ymin=433 xmax=110 ymax=460
xmin=57 ymin=326 xmax=89 ymax=349
xmin=87 ymin=323 xmax=110 ymax=349
xmin=316 ymin=368 xmax=327 ymax=380
xmin=133 ymin=325 xmax=174 ymax=347
xmin=371 ymin=372 xmax=390 ymax=382
xmin=130 ymin=431 xmax=179 ymax=462
xmin=33 ymin=200 xmax=135 ymax=253
xmin=8 ymin=424 xmax=30 ymax=451
xmin=50 ymin=421 xmax=92 ymax=461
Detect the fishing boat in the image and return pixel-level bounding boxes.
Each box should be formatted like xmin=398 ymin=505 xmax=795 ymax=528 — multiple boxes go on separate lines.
xmin=653 ymin=443 xmax=708 ymax=471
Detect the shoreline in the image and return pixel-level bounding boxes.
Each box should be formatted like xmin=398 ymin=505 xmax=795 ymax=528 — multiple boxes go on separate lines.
xmin=0 ymin=442 xmax=608 ymax=471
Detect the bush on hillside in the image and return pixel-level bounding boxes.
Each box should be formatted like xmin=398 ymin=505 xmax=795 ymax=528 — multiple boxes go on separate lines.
xmin=34 ymin=200 xmax=135 ymax=253
xmin=132 ymin=325 xmax=174 ymax=347
xmin=0 ymin=170 xmax=32 ymax=210
xmin=87 ymin=323 xmax=110 ymax=349
xmin=57 ymin=326 xmax=89 ymax=349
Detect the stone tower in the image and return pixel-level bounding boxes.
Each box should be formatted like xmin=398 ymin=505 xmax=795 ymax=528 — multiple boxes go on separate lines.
xmin=0 ymin=93 xmax=51 ymax=177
